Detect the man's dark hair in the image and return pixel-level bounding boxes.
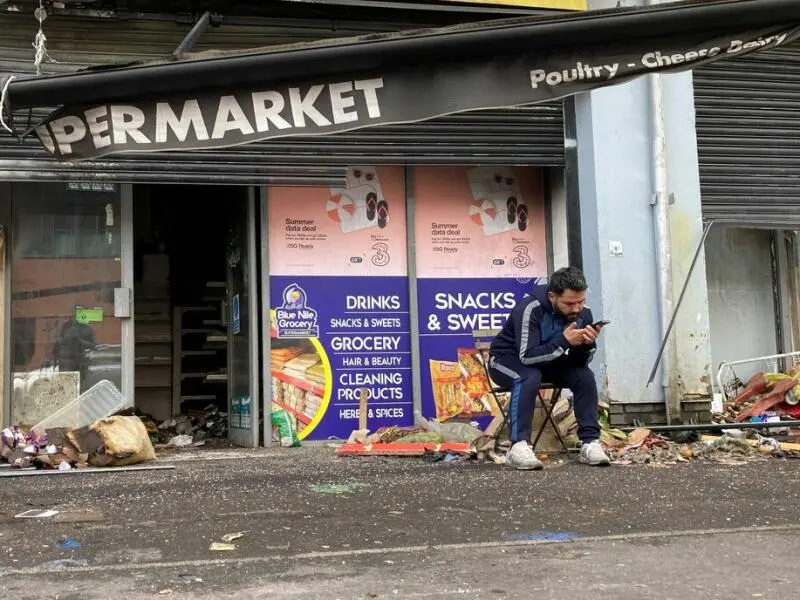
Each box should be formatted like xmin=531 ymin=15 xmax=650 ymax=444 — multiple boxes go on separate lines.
xmin=548 ymin=266 xmax=588 ymax=295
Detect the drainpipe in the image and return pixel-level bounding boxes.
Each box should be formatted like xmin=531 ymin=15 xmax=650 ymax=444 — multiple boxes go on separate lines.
xmin=646 ymin=0 xmax=677 ymax=423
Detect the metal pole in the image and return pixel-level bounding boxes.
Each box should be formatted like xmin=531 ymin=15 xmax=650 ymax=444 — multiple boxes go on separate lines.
xmin=648 ymin=66 xmax=675 ymax=411
xmin=406 ymin=167 xmax=423 ymax=422
xmin=647 ymin=219 xmax=714 ymax=386
xmin=172 ymin=12 xmax=212 ymax=57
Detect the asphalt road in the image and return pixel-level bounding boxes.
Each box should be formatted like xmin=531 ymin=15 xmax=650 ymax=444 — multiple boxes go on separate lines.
xmin=1 ymin=446 xmax=799 ymax=599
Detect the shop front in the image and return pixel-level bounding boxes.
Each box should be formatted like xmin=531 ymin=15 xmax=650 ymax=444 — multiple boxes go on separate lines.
xmin=263 ymin=165 xmax=553 ymax=441
xmin=4 ymin=0 xmax=800 ymax=440
xmin=0 ymin=163 xmax=561 ymax=445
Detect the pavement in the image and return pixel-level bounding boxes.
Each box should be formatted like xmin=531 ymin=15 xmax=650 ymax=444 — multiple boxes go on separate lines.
xmin=1 ymin=445 xmax=799 ymax=599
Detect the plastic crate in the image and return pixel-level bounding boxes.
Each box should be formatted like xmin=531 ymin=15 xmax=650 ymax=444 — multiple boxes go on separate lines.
xmin=31 ymin=380 xmax=128 ymax=434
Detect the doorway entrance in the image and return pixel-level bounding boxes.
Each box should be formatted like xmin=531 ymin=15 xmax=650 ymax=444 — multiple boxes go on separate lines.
xmin=132 ymin=185 xmax=259 ymax=447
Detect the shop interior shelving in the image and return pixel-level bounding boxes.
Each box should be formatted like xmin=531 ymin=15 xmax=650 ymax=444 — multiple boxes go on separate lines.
xmin=172 ymin=281 xmax=228 ymax=415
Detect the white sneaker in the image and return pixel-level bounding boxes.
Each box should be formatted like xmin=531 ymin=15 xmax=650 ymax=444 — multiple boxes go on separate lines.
xmin=579 ymin=440 xmax=611 ymax=466
xmin=506 ymin=441 xmax=544 ymax=471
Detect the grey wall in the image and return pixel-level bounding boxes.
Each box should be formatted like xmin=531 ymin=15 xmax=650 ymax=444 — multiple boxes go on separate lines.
xmin=706 ymin=227 xmax=778 ymax=386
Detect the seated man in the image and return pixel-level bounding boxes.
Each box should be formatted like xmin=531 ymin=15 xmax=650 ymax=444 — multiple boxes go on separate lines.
xmin=489 ymin=266 xmax=610 ymax=470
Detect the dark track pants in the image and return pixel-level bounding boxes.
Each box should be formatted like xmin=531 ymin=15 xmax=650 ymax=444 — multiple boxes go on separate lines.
xmin=489 ymin=354 xmax=600 ymax=444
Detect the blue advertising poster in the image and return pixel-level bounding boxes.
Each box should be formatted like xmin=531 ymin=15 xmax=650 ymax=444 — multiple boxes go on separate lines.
xmin=417 ymin=277 xmax=535 ymax=421
xmin=267 ymin=167 xmax=412 ymax=440
xmin=413 ymin=166 xmax=548 ymax=423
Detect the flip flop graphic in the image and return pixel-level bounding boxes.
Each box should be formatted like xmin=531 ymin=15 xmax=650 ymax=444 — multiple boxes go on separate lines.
xmin=377 ymin=200 xmax=389 ymax=229
xmin=517 ymin=204 xmax=528 ymax=232
xmin=507 ymin=196 xmax=518 ymax=224
xmin=366 ymin=192 xmax=377 ymax=221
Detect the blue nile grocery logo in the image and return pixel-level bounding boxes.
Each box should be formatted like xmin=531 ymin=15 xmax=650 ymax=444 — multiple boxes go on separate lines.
xmin=276 ymin=284 xmax=319 ymax=338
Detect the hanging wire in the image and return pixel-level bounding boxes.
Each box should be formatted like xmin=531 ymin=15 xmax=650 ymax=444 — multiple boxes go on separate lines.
xmin=33 ymin=0 xmax=57 ymax=76
xmin=0 ymin=75 xmax=15 ymax=134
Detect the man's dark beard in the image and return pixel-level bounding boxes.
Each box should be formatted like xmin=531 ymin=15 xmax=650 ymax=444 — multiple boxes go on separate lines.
xmin=554 ymin=306 xmax=579 ymax=322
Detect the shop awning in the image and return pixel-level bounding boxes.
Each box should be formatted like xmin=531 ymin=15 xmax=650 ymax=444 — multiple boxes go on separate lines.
xmin=2 ymin=0 xmax=800 ymax=160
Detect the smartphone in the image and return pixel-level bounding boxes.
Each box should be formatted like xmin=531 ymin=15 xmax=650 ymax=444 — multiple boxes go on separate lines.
xmin=591 ymin=320 xmax=610 ymax=329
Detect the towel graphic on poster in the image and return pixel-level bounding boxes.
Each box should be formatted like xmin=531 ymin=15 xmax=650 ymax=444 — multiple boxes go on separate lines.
xmin=466 ymin=166 xmax=529 ymax=236
xmin=328 ymin=166 xmax=391 ymax=234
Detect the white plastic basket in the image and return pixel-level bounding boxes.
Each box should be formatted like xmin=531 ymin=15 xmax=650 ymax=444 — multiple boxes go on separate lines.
xmin=31 ymin=379 xmax=127 ymax=434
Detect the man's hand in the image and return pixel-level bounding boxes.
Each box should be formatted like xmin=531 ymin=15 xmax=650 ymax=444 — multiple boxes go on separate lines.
xmin=582 ymin=325 xmax=599 ymax=345
xmin=563 ymin=323 xmax=588 ymax=347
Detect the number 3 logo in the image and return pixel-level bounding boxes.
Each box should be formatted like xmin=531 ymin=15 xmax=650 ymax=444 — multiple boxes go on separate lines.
xmin=512 ymin=245 xmax=530 ymax=269
xmin=371 ymin=242 xmax=390 ymax=267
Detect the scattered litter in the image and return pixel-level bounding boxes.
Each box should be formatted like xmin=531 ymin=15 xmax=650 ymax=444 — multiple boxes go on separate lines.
xmin=158 ymin=589 xmax=173 ymax=595
xmin=336 ymin=384 xmax=574 ymax=463
xmin=167 ymin=435 xmax=193 ymax=448
xmin=15 ymin=509 xmax=59 ymax=518
xmin=56 ymin=538 xmax=82 ymax=549
xmin=347 ymin=429 xmax=370 ymax=444
xmin=491 ymin=453 xmax=507 ymax=465
xmin=602 ymin=426 xmax=796 ymax=466
xmin=179 ymin=575 xmax=203 ymax=583
xmin=1 ymin=411 xmax=160 ymax=472
xmin=329 ymin=369 xmax=800 ymax=468
xmin=221 ymin=532 xmax=246 ymax=543
xmin=209 ymin=542 xmax=236 ymax=551
xmin=272 ymin=409 xmax=301 ymax=448
xmin=421 ymin=450 xmax=468 ymax=463
xmin=336 ymin=442 xmax=472 ymax=458
xmin=125 ymin=405 xmax=229 ymax=448
xmin=310 ymin=483 xmax=370 ymax=494
xmin=717 ymin=370 xmax=800 ymax=426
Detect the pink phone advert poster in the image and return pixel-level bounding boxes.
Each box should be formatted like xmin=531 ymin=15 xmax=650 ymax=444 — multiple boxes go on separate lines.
xmin=268 ymin=166 xmax=407 ymax=277
xmin=414 ymin=166 xmax=547 ymax=279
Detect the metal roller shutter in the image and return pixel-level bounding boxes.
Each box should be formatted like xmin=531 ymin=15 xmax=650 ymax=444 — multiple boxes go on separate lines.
xmin=0 ymin=13 xmax=564 ymax=185
xmin=694 ymin=46 xmax=800 ymax=228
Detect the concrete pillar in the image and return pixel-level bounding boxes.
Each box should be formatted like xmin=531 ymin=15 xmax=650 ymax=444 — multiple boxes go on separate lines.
xmin=662 ymin=72 xmax=714 ymax=412
xmin=566 ymin=0 xmax=713 ymax=421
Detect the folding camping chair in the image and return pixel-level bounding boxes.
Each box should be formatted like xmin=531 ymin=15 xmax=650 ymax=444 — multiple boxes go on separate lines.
xmin=472 ymin=329 xmax=571 ymax=454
